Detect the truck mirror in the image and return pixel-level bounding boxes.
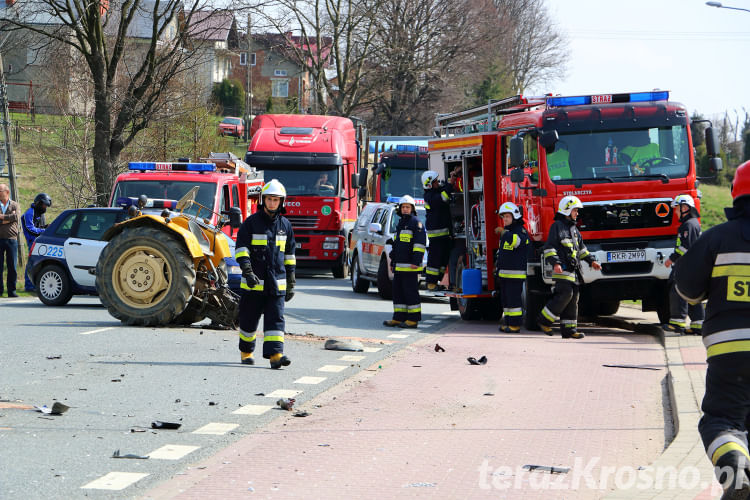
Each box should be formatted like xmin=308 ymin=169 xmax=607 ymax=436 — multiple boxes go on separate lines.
xmin=351 ymin=172 xmax=360 ymax=188
xmin=229 ymin=207 xmax=243 ymax=228
xmin=709 ymin=157 xmax=723 ymax=173
xmin=375 ymin=162 xmax=386 ymax=175
xmin=705 ymin=127 xmax=720 ymax=157
xmin=539 ymin=129 xmax=559 ymax=149
xmin=509 ymin=137 xmax=524 ymax=168
xmin=358 ymin=186 xmax=367 ymax=199
xmin=358 ymin=167 xmax=368 ymax=187
xmin=510 ymin=167 xmax=525 ymax=183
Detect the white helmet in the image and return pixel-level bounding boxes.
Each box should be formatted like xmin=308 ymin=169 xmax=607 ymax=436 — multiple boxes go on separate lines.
xmin=398 ymin=194 xmax=417 ymax=214
xmin=558 ymin=195 xmax=583 ymax=216
xmin=261 ymin=179 xmax=287 ymax=213
xmin=498 ymin=201 xmax=522 ymax=220
xmin=672 ymin=194 xmax=695 ymax=208
xmin=421 ymin=170 xmax=439 ymax=189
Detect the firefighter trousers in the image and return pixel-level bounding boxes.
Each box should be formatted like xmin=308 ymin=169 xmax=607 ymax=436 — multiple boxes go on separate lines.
xmin=425 ymin=236 xmax=451 ymax=285
xmin=500 ymin=278 xmax=524 ymax=328
xmin=699 ymin=357 xmax=750 ymax=484
xmin=669 ymin=282 xmax=705 ymax=332
xmin=539 ymin=280 xmax=579 ymax=337
xmin=392 ymin=271 xmax=421 ymax=322
xmin=238 ymin=291 xmax=285 ymax=359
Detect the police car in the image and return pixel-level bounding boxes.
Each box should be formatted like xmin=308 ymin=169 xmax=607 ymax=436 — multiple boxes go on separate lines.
xmin=28 ymin=207 xmax=242 ymax=306
xmin=350 ymin=197 xmax=427 ymax=299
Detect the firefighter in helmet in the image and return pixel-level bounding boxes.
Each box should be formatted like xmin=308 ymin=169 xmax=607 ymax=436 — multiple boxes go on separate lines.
xmin=384 ymin=195 xmax=426 ymax=328
xmin=663 ymin=194 xmax=704 ymax=334
xmin=234 ymin=179 xmax=296 ymax=369
xmin=421 ymin=170 xmax=454 ymax=291
xmin=537 ymin=195 xmax=601 ymax=339
xmin=22 ymin=193 xmax=51 ymax=291
xmin=674 ymin=161 xmax=750 ymax=497
xmin=494 ymin=201 xmax=528 ymax=333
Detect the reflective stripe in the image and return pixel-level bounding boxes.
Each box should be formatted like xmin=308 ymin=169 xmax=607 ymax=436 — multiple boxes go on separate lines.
xmin=504 ymin=308 xmax=522 ymax=317
xmin=712 ymin=265 xmax=750 ymax=277
xmin=543 ymin=249 xmax=557 ymax=258
xmin=560 ymin=238 xmax=573 ymax=248
xmin=579 ymin=249 xmax=590 ymax=258
xmin=669 ymin=319 xmax=686 ymax=327
xmin=541 ymin=306 xmax=558 ymax=322
xmin=395 ymin=266 xmax=423 ymax=272
xmin=690 ymin=320 xmax=704 ymax=327
xmin=284 ymin=255 xmax=296 ymax=265
xmin=277 ymin=278 xmax=287 ymax=291
xmin=675 ymin=282 xmax=705 ymax=304
xmin=499 ymin=272 xmax=526 ymax=279
xmin=716 ymin=253 xmax=750 ymax=265
xmin=707 ymin=434 xmax=750 ymax=465
xmin=675 ymin=246 xmax=686 ymax=256
xmin=561 ymin=320 xmax=577 ymax=326
xmin=394 ymin=304 xmax=407 ymax=312
xmin=400 ymin=230 xmax=413 ymax=236
xmin=239 ymin=328 xmax=257 ymax=342
xmin=425 ymin=203 xmax=431 ymax=210
xmin=264 ymin=332 xmax=285 ymax=343
xmin=235 ymin=246 xmax=250 ymax=258
xmin=441 ymin=191 xmax=450 ymax=202
xmin=251 ymin=237 xmax=268 ymax=245
xmin=407 ymin=304 xmax=421 ymax=312
xmin=413 ymin=244 xmax=426 ymax=253
xmin=703 ymin=328 xmax=750 ymax=348
xmin=707 ymin=340 xmax=750 ymax=358
xmin=427 ymin=228 xmax=450 ymax=237
xmin=399 ymin=233 xmax=413 ymax=242
xmin=276 ymin=236 xmax=286 ymax=248
xmin=552 ymin=272 xmax=576 ymax=281
xmin=241 ymin=282 xmax=264 ymax=291
xmin=426 ymin=267 xmax=441 ymax=276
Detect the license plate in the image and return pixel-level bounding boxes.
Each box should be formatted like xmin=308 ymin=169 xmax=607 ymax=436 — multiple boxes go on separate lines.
xmin=607 ymin=250 xmax=646 ymax=263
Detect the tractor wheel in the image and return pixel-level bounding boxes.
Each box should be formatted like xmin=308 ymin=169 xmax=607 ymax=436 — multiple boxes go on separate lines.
xmin=173 ymin=300 xmax=206 ymax=325
xmin=96 ymin=226 xmax=196 ymax=326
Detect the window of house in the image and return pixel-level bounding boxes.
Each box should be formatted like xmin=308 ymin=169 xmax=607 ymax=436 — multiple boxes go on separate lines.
xmin=272 ymin=79 xmax=289 ymax=98
xmin=274 ymin=69 xmax=287 ymax=77
xmin=251 ymin=53 xmax=256 ymax=66
xmin=240 ymin=52 xmax=246 ymax=65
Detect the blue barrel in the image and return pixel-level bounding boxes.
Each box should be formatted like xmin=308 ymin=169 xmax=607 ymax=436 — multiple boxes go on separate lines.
xmin=462 ymin=269 xmax=482 ymax=295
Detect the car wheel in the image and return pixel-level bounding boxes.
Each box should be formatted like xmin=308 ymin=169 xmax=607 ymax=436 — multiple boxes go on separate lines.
xmin=377 ymin=256 xmax=393 ymax=300
xmin=36 ymin=264 xmax=73 ymax=306
xmin=350 ymin=252 xmax=370 ymax=293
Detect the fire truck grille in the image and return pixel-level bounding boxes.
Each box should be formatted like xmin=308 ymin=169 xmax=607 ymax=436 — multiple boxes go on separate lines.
xmin=601 ymin=261 xmax=653 ymax=276
xmin=286 ymin=215 xmax=320 ymax=228
xmin=578 ymin=201 xmax=673 ymax=231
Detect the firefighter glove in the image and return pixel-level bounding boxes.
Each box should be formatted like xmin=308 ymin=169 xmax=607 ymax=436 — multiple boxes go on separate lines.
xmin=240 ymin=262 xmax=260 ymax=286
xmin=285 ymin=271 xmax=295 ymax=302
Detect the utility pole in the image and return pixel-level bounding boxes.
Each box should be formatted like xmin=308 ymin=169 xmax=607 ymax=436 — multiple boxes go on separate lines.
xmin=245 ymin=13 xmax=252 ymax=140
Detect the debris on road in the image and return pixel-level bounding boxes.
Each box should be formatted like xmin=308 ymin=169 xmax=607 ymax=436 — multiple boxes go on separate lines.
xmin=434 ymin=344 xmax=445 ymax=352
xmin=483 ymin=393 xmax=495 ymax=396
xmin=602 ymin=364 xmax=661 ymax=371
xmin=523 ymin=464 xmax=570 ymax=474
xmin=33 ymin=402 xmax=69 ymax=415
xmin=151 ymin=421 xmax=181 ymax=429
xmin=45 ymin=355 xmax=61 ymax=360
xmin=112 ymin=449 xmax=149 ymax=459
xmin=277 ymin=398 xmax=295 ymax=411
xmin=293 ymin=411 xmax=310 ymax=417
xmin=324 ymin=339 xmax=364 ymax=352
xmin=254 ymin=392 xmax=265 ymax=396
xmin=467 ymin=356 xmax=487 ymax=365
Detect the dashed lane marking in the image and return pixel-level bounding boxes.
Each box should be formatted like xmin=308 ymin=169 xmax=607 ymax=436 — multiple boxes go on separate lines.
xmin=80 ymin=327 xmax=116 ymax=336
xmin=192 ymin=423 xmax=239 ymax=435
xmin=318 ymin=365 xmax=348 ymax=373
xmin=233 ymin=404 xmax=274 ymax=415
xmin=81 ymin=472 xmax=149 ymax=490
xmin=339 ymin=355 xmax=366 ymax=362
xmin=362 ymin=347 xmax=382 ymax=353
xmin=294 ymin=376 xmax=327 ymax=384
xmin=387 ymin=334 xmax=410 ymax=339
xmin=147 ymin=444 xmax=200 ymax=460
xmin=264 ymin=389 xmax=302 ymax=398
xmin=422 ymin=320 xmax=440 ymax=324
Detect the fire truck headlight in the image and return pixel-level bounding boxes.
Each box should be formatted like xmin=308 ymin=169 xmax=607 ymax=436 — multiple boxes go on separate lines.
xmin=323 ymin=236 xmax=339 ymax=250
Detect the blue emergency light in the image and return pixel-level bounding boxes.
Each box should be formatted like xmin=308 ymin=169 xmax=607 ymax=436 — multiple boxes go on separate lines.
xmin=386 ymin=196 xmax=425 ymax=205
xmin=394 ymin=145 xmax=428 ymax=152
xmin=128 ymin=162 xmax=217 ymax=172
xmin=546 ymin=91 xmax=669 ymax=108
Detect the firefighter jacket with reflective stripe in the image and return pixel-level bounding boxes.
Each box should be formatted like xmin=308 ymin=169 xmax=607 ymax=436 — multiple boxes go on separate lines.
xmin=423 ymin=183 xmax=454 ymax=237
xmin=542 ymin=214 xmax=595 ymax=282
xmin=494 ymin=221 xmax=529 ymax=279
xmin=669 ymin=212 xmax=701 ymax=264
xmin=390 ymin=213 xmax=426 ymax=271
xmin=235 ymin=211 xmax=296 ymax=295
xmin=674 ymin=208 xmax=750 ymax=356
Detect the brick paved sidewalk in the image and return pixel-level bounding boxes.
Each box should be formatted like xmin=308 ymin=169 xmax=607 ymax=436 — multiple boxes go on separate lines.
xmin=143 ymin=319 xmax=670 ymax=500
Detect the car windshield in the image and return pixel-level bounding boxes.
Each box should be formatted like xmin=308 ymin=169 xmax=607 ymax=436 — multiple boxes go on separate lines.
xmin=544 ymin=125 xmax=690 ymax=183
xmin=260 ymin=167 xmax=340 ymax=196
xmin=390 ymin=207 xmax=426 ymax=233
xmin=222 ymin=118 xmax=242 ymax=125
xmin=380 ymin=168 xmax=425 ymax=200
xmin=111 ymin=181 xmax=217 ymax=217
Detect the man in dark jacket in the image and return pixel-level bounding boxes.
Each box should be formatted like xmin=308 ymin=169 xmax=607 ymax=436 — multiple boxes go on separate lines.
xmin=674 ymin=161 xmax=750 ymax=499
xmin=234 ymin=179 xmax=296 ymax=369
xmin=494 ymin=201 xmax=528 ymax=333
xmin=664 ymin=194 xmax=704 ymax=334
xmin=537 ymin=196 xmax=601 ymax=339
xmin=421 ymin=170 xmax=453 ymax=291
xmin=21 ymin=193 xmax=51 ymax=292
xmin=384 ymin=195 xmax=427 ymax=329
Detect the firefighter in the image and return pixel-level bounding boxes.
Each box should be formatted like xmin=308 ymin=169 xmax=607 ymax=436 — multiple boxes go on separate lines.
xmin=384 ymin=195 xmax=426 ymax=328
xmin=421 ymin=170 xmax=454 ymax=291
xmin=663 ymin=194 xmax=704 ymax=335
xmin=673 ymin=161 xmax=750 ymax=498
xmin=494 ymin=202 xmax=528 ymax=333
xmin=537 ymin=196 xmax=601 ymax=339
xmin=234 ymin=179 xmax=296 ymax=369
xmin=22 ymin=193 xmax=51 ymax=292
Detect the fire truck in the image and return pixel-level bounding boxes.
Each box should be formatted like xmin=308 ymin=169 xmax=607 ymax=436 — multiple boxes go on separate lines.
xmin=363 ymin=136 xmax=431 ymax=202
xmin=109 ymin=152 xmax=263 ymax=241
xmin=428 ymin=91 xmax=722 ymax=327
xmin=245 ymin=114 xmax=364 ymax=278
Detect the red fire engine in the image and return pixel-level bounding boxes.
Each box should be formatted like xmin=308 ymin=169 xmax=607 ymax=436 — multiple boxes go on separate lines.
xmin=109 ymin=152 xmax=264 ymax=241
xmin=429 ymin=91 xmax=721 ymax=326
xmin=245 ymin=114 xmax=363 ymax=278
xmin=364 ymin=136 xmax=431 ymax=202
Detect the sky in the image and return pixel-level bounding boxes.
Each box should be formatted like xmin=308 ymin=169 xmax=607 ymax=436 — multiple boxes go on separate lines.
xmin=541 ymin=0 xmax=750 ymax=124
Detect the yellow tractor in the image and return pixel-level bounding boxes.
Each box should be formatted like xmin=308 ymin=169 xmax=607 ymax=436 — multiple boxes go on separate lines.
xmin=95 ymin=187 xmax=241 ymax=328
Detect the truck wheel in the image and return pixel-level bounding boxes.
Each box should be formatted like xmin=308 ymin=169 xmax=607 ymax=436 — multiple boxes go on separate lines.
xmin=350 ymin=252 xmax=370 ymax=293
xmin=96 ymin=226 xmax=196 ymax=326
xmin=523 ymin=280 xmax=545 ymax=331
xmin=377 ymin=257 xmax=393 ymax=300
xmin=36 ymin=264 xmax=73 ymax=306
xmin=455 ymin=259 xmax=481 ymax=320
xmin=332 ymin=249 xmax=349 ymax=279
xmin=598 ymin=300 xmax=620 ymax=316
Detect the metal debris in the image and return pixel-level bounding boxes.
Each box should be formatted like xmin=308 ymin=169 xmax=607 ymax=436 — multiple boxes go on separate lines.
xmin=523 ymin=464 xmax=570 ymax=474
xmin=602 ymin=364 xmax=661 ymax=371
xmin=112 ymin=449 xmax=149 ymax=459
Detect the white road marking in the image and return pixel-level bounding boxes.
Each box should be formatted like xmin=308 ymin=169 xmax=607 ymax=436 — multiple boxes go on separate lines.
xmin=192 ymin=423 xmax=238 ymax=435
xmin=81 ymin=472 xmax=149 ymax=490
xmin=80 ymin=327 xmax=115 ymax=336
xmin=294 ymin=376 xmax=327 ymax=384
xmin=387 ymin=334 xmax=410 ymax=339
xmin=264 ymin=389 xmax=302 ymax=398
xmin=233 ymin=404 xmax=274 ymax=415
xmin=148 ymin=444 xmax=200 ymax=460
xmin=339 ymin=355 xmax=366 ymax=362
xmin=362 ymin=347 xmax=382 ymax=353
xmin=422 ymin=320 xmax=440 ymax=324
xmin=317 ymin=365 xmax=348 ymax=373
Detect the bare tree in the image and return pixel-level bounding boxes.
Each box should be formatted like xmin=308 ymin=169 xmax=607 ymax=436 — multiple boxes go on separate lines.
xmin=1 ymin=0 xmax=226 ymax=206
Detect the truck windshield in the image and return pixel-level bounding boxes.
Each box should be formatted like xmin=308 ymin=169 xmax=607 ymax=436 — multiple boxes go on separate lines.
xmin=380 ymin=168 xmax=425 ymax=200
xmin=261 ymin=168 xmax=340 ymax=196
xmin=544 ymin=125 xmax=690 ymax=183
xmin=110 ymin=181 xmax=218 ymax=217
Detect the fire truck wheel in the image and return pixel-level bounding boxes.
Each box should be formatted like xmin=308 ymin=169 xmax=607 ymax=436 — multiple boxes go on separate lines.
xmin=377 ymin=257 xmax=393 ymax=300
xmin=332 ymin=250 xmax=349 ymax=279
xmin=456 ymin=260 xmax=481 ymax=320
xmin=350 ymin=252 xmax=370 ymax=293
xmin=96 ymin=226 xmax=196 ymax=326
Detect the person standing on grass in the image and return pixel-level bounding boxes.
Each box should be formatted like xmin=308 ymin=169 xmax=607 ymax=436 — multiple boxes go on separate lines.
xmin=0 ymin=184 xmax=20 ymax=297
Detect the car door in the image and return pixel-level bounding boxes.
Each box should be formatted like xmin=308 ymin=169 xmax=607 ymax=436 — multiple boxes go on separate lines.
xmin=65 ymin=211 xmax=120 ymax=287
xmin=364 ymin=207 xmax=387 ymax=274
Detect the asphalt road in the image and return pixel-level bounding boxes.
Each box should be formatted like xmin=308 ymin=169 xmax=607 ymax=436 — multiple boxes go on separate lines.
xmin=0 ymin=271 xmax=455 ymax=499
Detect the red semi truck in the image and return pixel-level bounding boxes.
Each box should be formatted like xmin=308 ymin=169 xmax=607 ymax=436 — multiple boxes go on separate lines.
xmin=428 ymin=91 xmax=721 ymax=326
xmin=245 ymin=114 xmax=364 ymax=278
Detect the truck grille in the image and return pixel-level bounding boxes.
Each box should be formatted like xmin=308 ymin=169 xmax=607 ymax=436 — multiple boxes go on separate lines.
xmin=601 ymin=261 xmax=653 ymax=275
xmin=286 ymin=215 xmax=320 ymax=229
xmin=578 ymin=200 xmax=673 ymax=231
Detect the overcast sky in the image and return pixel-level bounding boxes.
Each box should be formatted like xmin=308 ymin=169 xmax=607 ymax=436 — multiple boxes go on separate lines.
xmin=538 ymin=0 xmax=750 ymax=123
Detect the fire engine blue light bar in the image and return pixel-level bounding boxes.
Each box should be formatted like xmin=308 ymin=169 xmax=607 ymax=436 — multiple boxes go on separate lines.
xmin=547 ymin=95 xmax=590 ymax=107
xmin=546 ymin=91 xmax=670 ymax=108
xmin=128 ymin=162 xmax=217 ymax=172
xmin=629 ymin=91 xmax=670 ymax=102
xmin=395 ymin=145 xmax=428 ymax=152
xmin=386 ymin=196 xmax=425 ymax=205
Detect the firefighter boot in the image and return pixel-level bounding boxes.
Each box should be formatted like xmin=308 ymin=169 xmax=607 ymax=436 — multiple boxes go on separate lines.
xmin=399 ymin=320 xmax=418 ymax=329
xmin=270 ymin=353 xmax=291 ymax=369
xmin=427 ymin=283 xmax=437 ymax=291
xmin=499 ymin=325 xmax=521 ymax=333
xmin=663 ymin=323 xmax=685 ymax=335
xmin=384 ymin=320 xmax=401 ymax=327
xmin=562 ymin=331 xmax=585 ymax=339
xmin=715 ymin=451 xmax=750 ymax=500
xmin=240 ymin=352 xmax=255 ymax=365
xmin=536 ymin=315 xmax=554 ymax=336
